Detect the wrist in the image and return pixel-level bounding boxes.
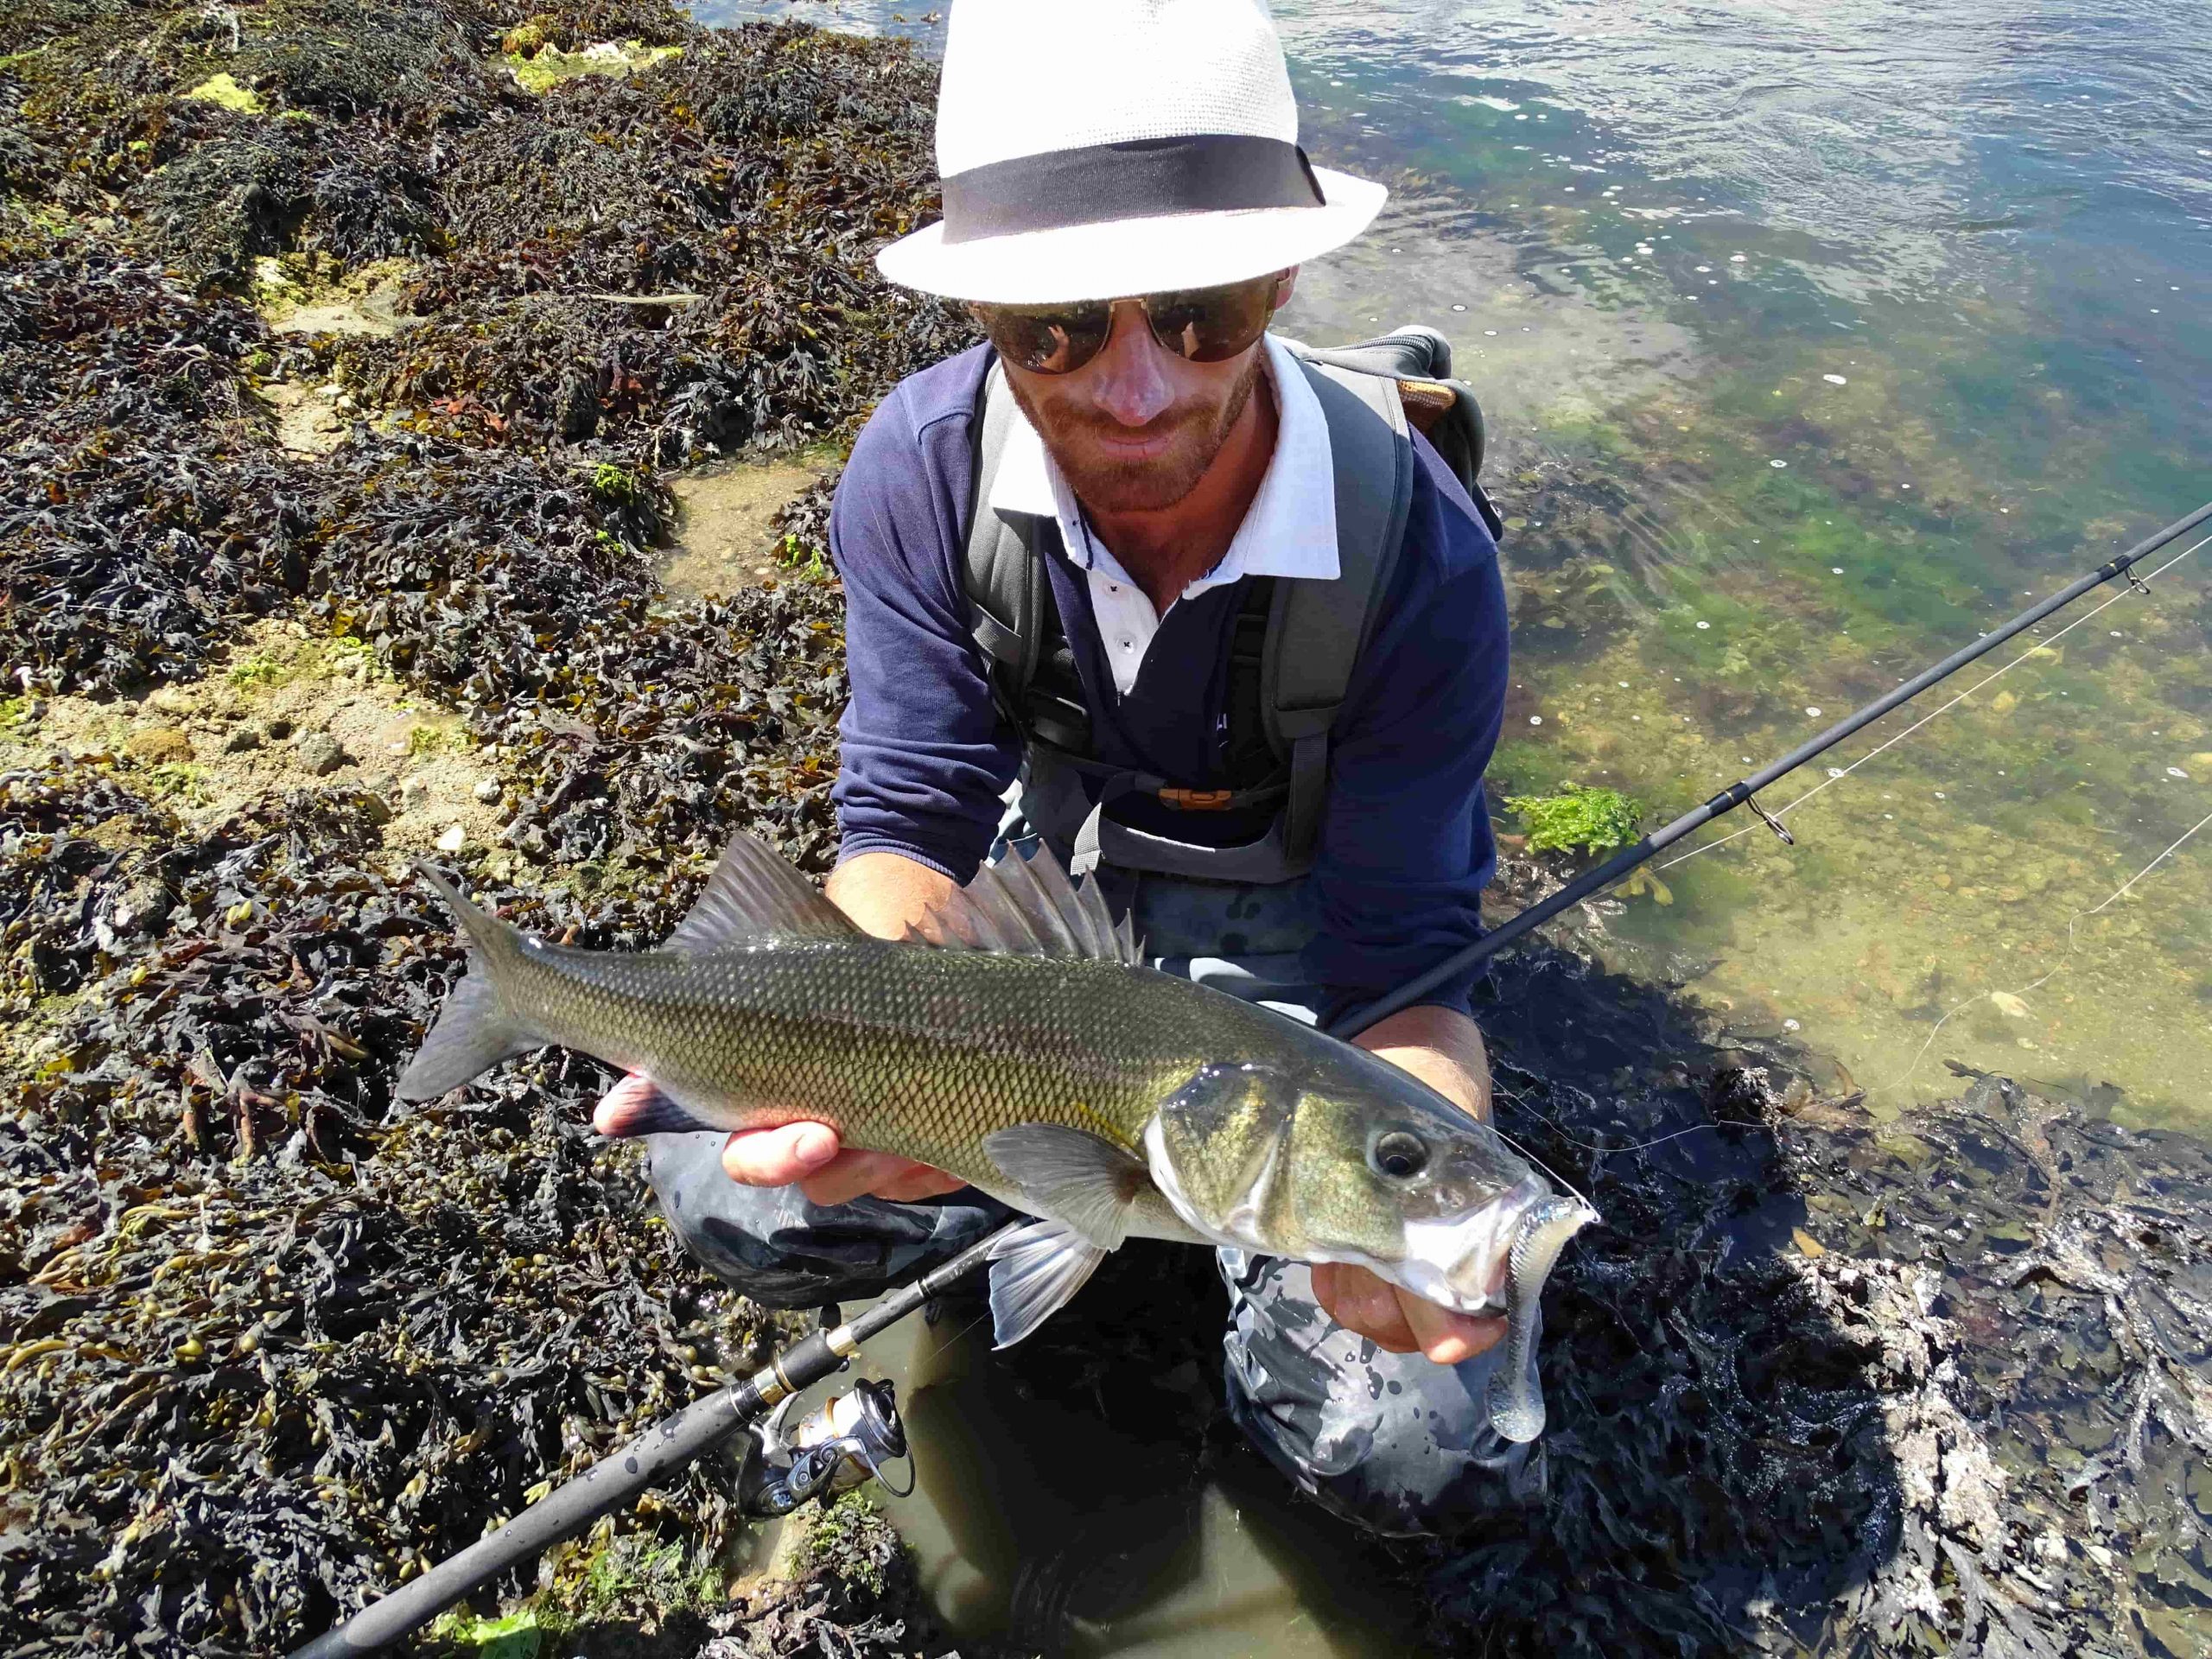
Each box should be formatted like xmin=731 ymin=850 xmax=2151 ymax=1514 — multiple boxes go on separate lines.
xmin=1351 ymin=1004 xmax=1491 ymax=1121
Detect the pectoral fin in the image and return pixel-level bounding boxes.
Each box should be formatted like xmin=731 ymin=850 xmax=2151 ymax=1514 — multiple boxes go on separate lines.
xmin=986 ymin=1218 xmax=1108 ymax=1348
xmin=982 ymin=1123 xmax=1149 ymax=1250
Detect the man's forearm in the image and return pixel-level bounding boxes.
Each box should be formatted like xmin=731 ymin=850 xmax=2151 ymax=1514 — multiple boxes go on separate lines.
xmin=1351 ymin=1003 xmax=1492 ymax=1122
xmin=825 ymin=849 xmax=958 ymax=940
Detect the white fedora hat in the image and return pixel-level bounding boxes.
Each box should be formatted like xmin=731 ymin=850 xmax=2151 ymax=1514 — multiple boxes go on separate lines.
xmin=874 ymin=0 xmax=1387 ymax=304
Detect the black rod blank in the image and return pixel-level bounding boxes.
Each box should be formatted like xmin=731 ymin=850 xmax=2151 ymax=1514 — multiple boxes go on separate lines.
xmin=1338 ymin=499 xmax=2212 ymax=1039
xmin=289 ymin=1227 xmax=1010 ymax=1657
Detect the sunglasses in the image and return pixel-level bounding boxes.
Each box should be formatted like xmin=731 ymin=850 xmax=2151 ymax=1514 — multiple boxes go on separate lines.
xmin=971 ymin=271 xmax=1289 ymax=376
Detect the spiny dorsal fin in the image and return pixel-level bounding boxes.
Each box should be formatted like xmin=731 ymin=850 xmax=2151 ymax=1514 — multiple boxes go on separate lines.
xmin=663 ymin=833 xmax=857 ymax=954
xmin=904 ymin=842 xmax=1142 ymax=964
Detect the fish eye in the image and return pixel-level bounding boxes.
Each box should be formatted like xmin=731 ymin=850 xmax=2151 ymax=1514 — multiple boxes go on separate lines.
xmin=1370 ymin=1130 xmax=1429 ymax=1180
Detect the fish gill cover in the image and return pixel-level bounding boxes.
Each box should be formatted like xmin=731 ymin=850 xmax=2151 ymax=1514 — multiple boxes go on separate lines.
xmin=0 ymin=1 xmax=2208 ymax=1656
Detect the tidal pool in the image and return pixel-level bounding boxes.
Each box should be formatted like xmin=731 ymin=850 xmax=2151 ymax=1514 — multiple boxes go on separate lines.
xmin=705 ymin=0 xmax=2211 ymax=1129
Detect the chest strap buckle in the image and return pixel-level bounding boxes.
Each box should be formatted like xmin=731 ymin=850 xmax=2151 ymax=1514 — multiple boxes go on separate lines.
xmin=1158 ymin=786 xmax=1236 ymax=811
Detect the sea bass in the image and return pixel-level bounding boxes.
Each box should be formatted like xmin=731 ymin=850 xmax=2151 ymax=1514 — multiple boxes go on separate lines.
xmin=397 ymin=833 xmax=1594 ymax=1440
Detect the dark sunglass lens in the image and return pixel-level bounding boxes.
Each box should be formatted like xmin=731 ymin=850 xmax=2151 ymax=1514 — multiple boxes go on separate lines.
xmin=1144 ymin=277 xmax=1276 ymax=362
xmin=982 ymin=303 xmax=1112 ymax=374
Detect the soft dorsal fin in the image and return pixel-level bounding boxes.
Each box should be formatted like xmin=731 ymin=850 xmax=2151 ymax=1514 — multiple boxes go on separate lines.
xmin=903 ymin=842 xmax=1141 ymax=964
xmin=662 ymin=834 xmax=858 ymax=953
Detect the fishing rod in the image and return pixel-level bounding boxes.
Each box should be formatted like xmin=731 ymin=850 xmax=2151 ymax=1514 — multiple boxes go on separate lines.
xmin=1347 ymin=496 xmax=2212 ymax=1036
xmin=292 ymin=497 xmax=2209 ymax=1656
xmin=290 ymin=1229 xmax=997 ymax=1659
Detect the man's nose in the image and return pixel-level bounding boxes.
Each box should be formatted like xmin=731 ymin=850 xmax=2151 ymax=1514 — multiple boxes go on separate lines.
xmin=1082 ymin=302 xmax=1177 ymax=429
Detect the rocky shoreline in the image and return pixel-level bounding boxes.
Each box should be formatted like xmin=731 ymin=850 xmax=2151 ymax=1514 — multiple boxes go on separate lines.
xmin=3 ymin=2 xmax=2208 ymax=1655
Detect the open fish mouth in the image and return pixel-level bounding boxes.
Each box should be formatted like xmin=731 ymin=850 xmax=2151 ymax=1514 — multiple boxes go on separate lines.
xmin=1395 ymin=1176 xmax=1554 ymax=1316
xmin=1387 ymin=1180 xmax=1597 ymax=1442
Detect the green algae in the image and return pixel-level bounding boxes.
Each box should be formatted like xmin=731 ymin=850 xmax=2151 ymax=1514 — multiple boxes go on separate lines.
xmin=1478 ymin=348 xmax=2211 ymax=1127
xmin=1503 ymin=782 xmax=1643 ymax=856
xmin=503 ymin=39 xmax=680 ymax=95
xmin=182 ymin=73 xmax=264 ymax=113
xmin=426 ymin=1607 xmax=543 ymax=1659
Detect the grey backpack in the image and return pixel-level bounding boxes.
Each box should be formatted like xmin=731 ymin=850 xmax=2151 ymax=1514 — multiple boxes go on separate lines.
xmin=963 ymin=326 xmax=1497 ymax=883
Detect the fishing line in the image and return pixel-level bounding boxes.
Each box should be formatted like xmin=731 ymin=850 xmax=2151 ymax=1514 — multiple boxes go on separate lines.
xmin=1522 ymin=778 xmax=2212 ymax=1156
xmin=1495 ymin=1074 xmax=1774 ymax=1162
xmin=1344 ymin=500 xmax=2212 ymax=1038
xmin=1881 ymin=801 xmax=2212 ymax=1100
xmin=1654 ymin=528 xmax=2212 ymax=872
xmin=1478 ymin=1116 xmax=1600 ymax=1213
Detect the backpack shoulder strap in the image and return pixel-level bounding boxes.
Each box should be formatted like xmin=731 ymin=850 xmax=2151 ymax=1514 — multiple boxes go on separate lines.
xmin=1258 ymin=354 xmax=1416 ymax=864
xmin=963 ymin=361 xmax=1047 ymax=707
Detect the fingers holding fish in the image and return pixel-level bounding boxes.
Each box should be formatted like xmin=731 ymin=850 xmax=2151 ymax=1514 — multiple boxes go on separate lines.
xmin=1313 ymin=1262 xmax=1503 ymax=1364
xmin=717 ymin=1120 xmax=842 ymax=1185
xmin=1400 ymin=1292 xmax=1503 ymax=1366
xmin=1313 ymin=1261 xmax=1419 ymax=1352
xmin=791 ymin=1144 xmax=968 ymax=1206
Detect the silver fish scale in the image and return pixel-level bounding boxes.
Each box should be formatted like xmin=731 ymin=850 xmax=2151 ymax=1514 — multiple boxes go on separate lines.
xmin=504 ymin=932 xmax=1297 ymax=1185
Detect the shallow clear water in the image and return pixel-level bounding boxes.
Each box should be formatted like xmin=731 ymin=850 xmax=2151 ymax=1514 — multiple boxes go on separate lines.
xmin=844 ymin=1304 xmax=1410 ymax=1657
xmin=706 ymin=0 xmax=2212 ymax=1131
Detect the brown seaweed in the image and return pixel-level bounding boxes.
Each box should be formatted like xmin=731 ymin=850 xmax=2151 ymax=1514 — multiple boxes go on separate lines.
xmin=3 ymin=0 xmax=2208 ymax=1652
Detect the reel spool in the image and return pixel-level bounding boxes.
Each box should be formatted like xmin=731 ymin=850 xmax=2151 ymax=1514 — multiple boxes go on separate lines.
xmin=739 ymin=1376 xmax=912 ymax=1517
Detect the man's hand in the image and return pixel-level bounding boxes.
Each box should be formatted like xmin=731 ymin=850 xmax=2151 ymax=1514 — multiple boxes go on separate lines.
xmin=715 ymin=1119 xmax=966 ymax=1207
xmin=1309 ymin=1262 xmax=1503 ymax=1364
xmin=591 ymin=1078 xmax=966 ymax=1205
xmin=1318 ymin=1002 xmax=1502 ymax=1364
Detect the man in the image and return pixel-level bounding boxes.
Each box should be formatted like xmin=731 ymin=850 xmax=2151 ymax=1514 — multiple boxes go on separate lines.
xmin=629 ymin=0 xmax=1525 ymax=1534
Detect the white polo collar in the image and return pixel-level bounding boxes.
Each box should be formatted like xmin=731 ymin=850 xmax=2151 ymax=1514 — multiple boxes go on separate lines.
xmin=985 ymin=333 xmax=1340 ymax=600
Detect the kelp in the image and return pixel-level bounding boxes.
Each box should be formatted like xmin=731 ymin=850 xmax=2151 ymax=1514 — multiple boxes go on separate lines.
xmin=0 ymin=247 xmax=302 ymax=694
xmin=0 ymin=0 xmax=909 ymax=1648
xmin=0 ymin=765 xmax=805 ymax=1655
xmin=4 ymin=0 xmax=2208 ymax=1654
xmin=348 ymin=23 xmax=976 ymax=460
xmin=1408 ymin=931 xmax=2212 ymax=1656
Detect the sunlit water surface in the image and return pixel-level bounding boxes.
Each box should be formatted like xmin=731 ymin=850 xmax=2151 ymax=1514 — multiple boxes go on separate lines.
xmin=693 ymin=0 xmax=2209 ymax=1645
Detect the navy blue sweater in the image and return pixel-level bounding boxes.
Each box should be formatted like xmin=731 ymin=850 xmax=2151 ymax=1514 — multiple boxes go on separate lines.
xmin=829 ymin=344 xmax=1510 ymax=1020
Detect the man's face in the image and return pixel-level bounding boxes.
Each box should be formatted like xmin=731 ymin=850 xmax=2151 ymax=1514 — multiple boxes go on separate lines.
xmin=986 ymin=270 xmax=1296 ymax=515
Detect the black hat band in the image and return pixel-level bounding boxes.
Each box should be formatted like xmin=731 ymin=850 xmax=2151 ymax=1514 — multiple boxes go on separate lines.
xmin=939 ymin=133 xmax=1325 ymax=245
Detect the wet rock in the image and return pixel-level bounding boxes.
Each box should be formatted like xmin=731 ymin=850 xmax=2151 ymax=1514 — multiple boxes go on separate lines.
xmin=101 ymin=879 xmax=174 ymax=944
xmin=266 ymin=717 xmax=295 ymax=741
xmin=296 ymin=732 xmax=346 ymax=775
xmin=124 ymin=726 xmax=193 ymax=764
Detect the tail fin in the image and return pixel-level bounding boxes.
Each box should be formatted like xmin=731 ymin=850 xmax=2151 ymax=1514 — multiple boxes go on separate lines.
xmin=396 ymin=864 xmax=541 ymax=1101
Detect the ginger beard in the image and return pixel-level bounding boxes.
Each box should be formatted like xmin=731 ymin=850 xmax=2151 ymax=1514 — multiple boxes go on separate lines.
xmin=1003 ymin=346 xmax=1268 ymax=516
